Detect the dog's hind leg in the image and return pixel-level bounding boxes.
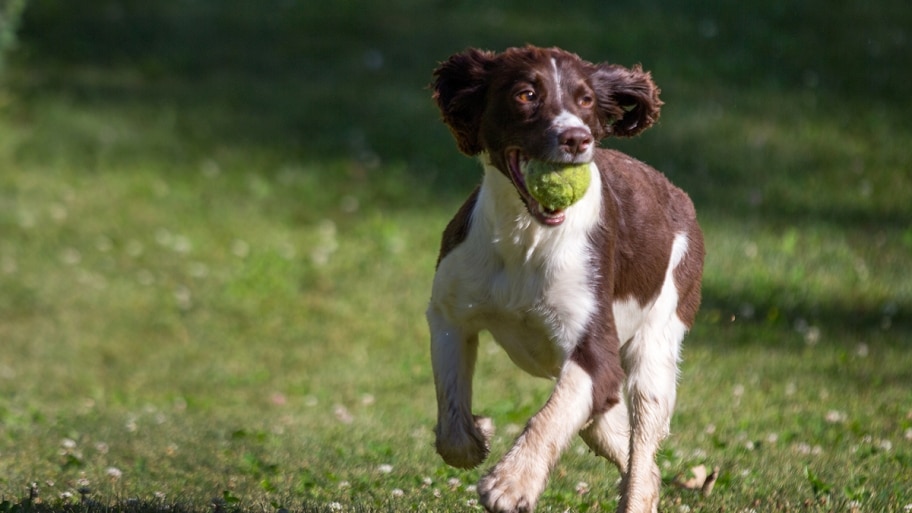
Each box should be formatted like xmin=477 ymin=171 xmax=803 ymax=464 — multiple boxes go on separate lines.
xmin=428 ymin=307 xmax=493 ymax=469
xmin=617 ymin=314 xmax=686 ymax=513
xmin=580 ymin=392 xmax=630 ymax=474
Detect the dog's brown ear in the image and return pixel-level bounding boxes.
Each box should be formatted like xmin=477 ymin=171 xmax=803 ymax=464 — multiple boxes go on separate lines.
xmin=591 ymin=64 xmax=663 ymax=138
xmin=432 ymin=49 xmax=494 ymax=155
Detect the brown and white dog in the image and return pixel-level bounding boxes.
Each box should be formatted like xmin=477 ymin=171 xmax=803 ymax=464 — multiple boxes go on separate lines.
xmin=427 ymin=46 xmax=704 ymax=513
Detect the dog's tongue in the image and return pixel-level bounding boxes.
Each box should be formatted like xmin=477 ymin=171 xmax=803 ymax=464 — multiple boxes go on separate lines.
xmin=536 ymin=205 xmax=566 ymax=226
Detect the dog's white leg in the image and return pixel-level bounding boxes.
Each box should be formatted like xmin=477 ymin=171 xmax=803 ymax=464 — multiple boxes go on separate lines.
xmin=579 ymin=391 xmax=630 ymax=474
xmin=479 ymin=360 xmax=594 ymax=513
xmin=618 ymin=316 xmax=686 ymax=513
xmin=428 ymin=306 xmax=494 ymax=469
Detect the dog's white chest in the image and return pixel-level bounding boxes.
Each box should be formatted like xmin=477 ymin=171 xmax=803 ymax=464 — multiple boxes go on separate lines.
xmin=431 ymin=166 xmax=602 ymax=378
xmin=435 ymin=254 xmax=594 ymax=378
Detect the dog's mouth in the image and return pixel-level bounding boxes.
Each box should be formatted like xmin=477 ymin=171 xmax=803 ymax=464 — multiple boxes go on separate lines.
xmin=505 ymin=149 xmax=577 ymax=226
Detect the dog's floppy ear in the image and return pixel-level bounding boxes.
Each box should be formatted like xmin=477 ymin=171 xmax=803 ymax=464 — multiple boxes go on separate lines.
xmin=432 ymin=49 xmax=494 ymax=155
xmin=591 ymin=64 xmax=663 ymax=138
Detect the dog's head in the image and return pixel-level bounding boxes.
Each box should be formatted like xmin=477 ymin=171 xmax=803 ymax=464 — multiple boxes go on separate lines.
xmin=432 ymin=46 xmax=662 ymax=224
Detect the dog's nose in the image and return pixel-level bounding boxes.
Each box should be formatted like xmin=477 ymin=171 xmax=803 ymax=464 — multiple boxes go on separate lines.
xmin=558 ymin=127 xmax=593 ymax=156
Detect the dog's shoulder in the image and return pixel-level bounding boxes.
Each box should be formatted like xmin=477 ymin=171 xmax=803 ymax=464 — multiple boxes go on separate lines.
xmin=591 ymin=148 xmax=699 ymax=300
xmin=594 ymin=148 xmax=697 ymax=227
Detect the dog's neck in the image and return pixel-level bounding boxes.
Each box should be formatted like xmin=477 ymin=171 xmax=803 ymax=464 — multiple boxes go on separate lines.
xmin=476 ymin=153 xmax=603 ymax=267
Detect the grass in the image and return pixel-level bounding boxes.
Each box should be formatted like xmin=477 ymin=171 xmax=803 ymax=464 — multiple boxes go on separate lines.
xmin=1 ymin=0 xmax=911 ymax=511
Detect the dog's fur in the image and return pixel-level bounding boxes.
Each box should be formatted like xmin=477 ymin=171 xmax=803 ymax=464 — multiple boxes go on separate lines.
xmin=427 ymin=46 xmax=704 ymax=513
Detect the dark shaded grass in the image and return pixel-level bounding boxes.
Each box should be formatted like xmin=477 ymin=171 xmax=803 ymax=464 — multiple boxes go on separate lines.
xmin=16 ymin=0 xmax=910 ymax=180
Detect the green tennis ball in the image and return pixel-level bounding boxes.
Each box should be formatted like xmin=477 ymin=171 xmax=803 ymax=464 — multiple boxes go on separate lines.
xmin=524 ymin=161 xmax=591 ymax=210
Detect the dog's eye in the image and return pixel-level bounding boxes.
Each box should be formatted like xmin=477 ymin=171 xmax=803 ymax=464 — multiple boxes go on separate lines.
xmin=579 ymin=95 xmax=595 ymax=108
xmin=516 ymin=90 xmax=537 ymax=104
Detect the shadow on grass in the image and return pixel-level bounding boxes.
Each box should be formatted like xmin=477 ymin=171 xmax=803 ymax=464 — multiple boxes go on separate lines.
xmin=698 ymin=289 xmax=912 ymax=345
xmin=14 ymin=0 xmax=911 ymax=193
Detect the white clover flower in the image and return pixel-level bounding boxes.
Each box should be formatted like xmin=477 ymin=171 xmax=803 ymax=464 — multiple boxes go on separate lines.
xmin=172 ymin=235 xmax=192 ymax=254
xmin=106 ymin=467 xmax=123 ymax=480
xmin=231 ymin=239 xmax=250 ymax=258
xmin=311 ymin=219 xmax=339 ymax=266
xmin=126 ymin=240 xmax=144 ymax=257
xmin=60 ymin=248 xmax=82 ymax=265
xmin=333 ymin=404 xmax=353 ymax=424
xmin=377 ymin=464 xmax=393 ymax=474
xmin=804 ymin=326 xmax=821 ymax=345
xmin=155 ymin=229 xmax=173 ymax=247
xmin=188 ymin=262 xmax=209 ymax=278
xmin=825 ymin=410 xmax=847 ymax=423
xmin=200 ymin=159 xmax=221 ymax=178
xmin=795 ymin=442 xmax=812 ymax=455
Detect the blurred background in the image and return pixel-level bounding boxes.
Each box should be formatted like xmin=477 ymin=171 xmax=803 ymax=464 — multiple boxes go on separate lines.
xmin=0 ymin=0 xmax=910 ymax=510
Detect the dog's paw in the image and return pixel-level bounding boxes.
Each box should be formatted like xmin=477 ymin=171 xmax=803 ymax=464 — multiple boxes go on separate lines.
xmin=478 ymin=442 xmax=551 ymax=513
xmin=477 ymin=468 xmax=540 ymax=513
xmin=617 ymin=463 xmax=661 ymax=513
xmin=435 ymin=415 xmax=494 ymax=469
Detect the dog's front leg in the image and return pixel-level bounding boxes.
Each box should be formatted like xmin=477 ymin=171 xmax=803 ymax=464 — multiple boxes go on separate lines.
xmin=428 ymin=306 xmax=494 ymax=469
xmin=478 ymin=360 xmax=595 ymax=513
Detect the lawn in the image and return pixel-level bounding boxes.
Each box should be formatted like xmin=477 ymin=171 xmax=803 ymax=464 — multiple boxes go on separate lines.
xmin=1 ymin=1 xmax=910 ymax=512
